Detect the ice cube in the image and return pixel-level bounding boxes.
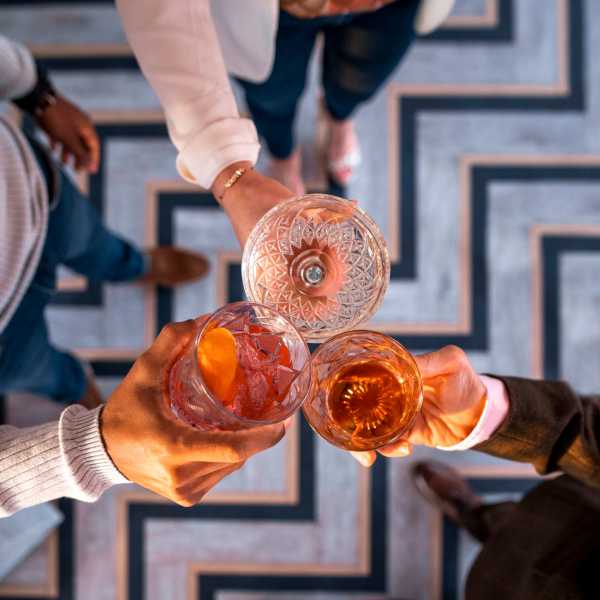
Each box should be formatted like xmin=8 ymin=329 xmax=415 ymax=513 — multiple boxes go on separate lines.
xmin=235 ymin=332 xmax=270 ymax=369
xmin=221 ymin=312 xmax=251 ymax=334
xmin=243 ymin=369 xmax=274 ymax=419
xmin=252 ymin=331 xmax=284 ymax=362
xmin=270 ymin=364 xmax=299 ymax=399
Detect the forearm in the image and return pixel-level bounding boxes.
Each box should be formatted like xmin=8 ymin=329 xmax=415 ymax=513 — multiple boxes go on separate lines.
xmin=0 ymin=406 xmax=128 ymax=518
xmin=115 ymin=0 xmax=259 ymax=188
xmin=475 ymin=376 xmax=600 ymax=488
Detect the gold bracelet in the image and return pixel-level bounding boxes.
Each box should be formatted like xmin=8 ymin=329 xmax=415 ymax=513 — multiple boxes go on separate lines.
xmin=219 ymin=166 xmax=252 ymax=200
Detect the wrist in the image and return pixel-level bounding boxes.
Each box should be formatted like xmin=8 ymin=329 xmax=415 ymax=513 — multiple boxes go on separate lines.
xmin=211 ymin=161 xmax=253 ymax=205
xmin=60 ymin=406 xmax=129 ymax=496
xmin=436 ymin=376 xmax=510 ymax=452
xmin=13 ymin=62 xmax=57 ymax=117
xmin=98 ymin=406 xmax=127 ymax=479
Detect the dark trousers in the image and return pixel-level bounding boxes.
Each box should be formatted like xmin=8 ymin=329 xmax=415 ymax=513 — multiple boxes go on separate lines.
xmin=237 ymin=1 xmax=420 ymax=159
xmin=0 ymin=143 xmax=145 ymax=403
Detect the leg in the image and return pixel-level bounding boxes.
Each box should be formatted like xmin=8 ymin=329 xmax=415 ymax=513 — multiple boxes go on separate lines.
xmin=27 ymin=138 xmax=206 ymax=287
xmin=237 ymin=11 xmax=320 ymax=159
xmin=320 ymin=0 xmax=420 ymax=185
xmin=0 ymin=285 xmax=86 ymax=403
xmin=45 ymin=167 xmax=145 ymax=283
xmin=322 ymin=0 xmax=420 ymax=120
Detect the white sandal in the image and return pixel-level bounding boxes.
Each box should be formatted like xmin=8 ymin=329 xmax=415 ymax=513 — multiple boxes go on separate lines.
xmin=317 ymin=100 xmax=362 ymax=187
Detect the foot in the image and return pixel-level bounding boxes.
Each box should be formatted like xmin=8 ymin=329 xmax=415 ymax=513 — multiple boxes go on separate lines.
xmin=323 ymin=111 xmax=361 ymax=186
xmin=266 ymin=148 xmax=305 ymax=196
xmin=139 ymin=247 xmax=209 ymax=287
xmin=411 ymin=461 xmax=482 ymax=523
xmin=79 ymin=376 xmax=103 ymax=410
xmin=317 ymin=98 xmax=361 ymax=188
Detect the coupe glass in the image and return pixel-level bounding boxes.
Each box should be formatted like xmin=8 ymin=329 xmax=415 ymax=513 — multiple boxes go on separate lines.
xmin=169 ymin=302 xmax=312 ymax=431
xmin=241 ymin=194 xmax=390 ymax=341
xmin=302 ymin=331 xmax=422 ymax=451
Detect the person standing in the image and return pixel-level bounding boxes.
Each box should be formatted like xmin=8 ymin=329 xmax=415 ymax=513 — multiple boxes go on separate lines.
xmin=353 ymin=345 xmax=600 ymax=599
xmin=0 ymin=35 xmax=208 ymax=407
xmin=115 ymin=0 xmax=455 ymax=238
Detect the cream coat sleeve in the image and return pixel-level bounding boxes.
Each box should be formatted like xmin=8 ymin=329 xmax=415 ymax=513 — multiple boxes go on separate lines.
xmin=115 ymin=0 xmax=260 ymax=189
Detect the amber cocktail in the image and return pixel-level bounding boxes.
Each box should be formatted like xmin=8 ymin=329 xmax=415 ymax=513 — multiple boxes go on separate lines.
xmin=169 ymin=302 xmax=312 ymax=431
xmin=303 ymin=331 xmax=422 ymax=451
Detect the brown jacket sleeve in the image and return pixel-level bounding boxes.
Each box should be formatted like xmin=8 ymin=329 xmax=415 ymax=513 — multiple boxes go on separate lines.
xmin=475 ymin=376 xmax=600 ymax=488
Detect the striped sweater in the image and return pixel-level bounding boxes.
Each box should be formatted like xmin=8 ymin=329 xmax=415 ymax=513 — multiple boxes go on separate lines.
xmin=0 ymin=36 xmax=128 ymax=517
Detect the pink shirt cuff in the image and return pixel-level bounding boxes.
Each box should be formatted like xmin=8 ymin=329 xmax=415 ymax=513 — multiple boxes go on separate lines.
xmin=436 ymin=375 xmax=510 ymax=451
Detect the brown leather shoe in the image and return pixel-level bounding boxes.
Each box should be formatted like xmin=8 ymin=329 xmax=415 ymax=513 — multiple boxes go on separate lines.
xmin=411 ymin=461 xmax=482 ymax=523
xmin=139 ymin=246 xmax=209 ymax=287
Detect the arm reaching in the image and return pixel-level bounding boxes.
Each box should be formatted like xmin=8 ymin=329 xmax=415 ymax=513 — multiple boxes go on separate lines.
xmin=0 ymin=34 xmax=100 ymax=172
xmin=115 ymin=0 xmax=260 ymax=189
xmin=0 ymin=407 xmax=127 ymax=518
xmin=352 ymin=345 xmax=600 ymax=489
xmin=476 ymin=376 xmax=600 ymax=488
xmin=1 ymin=318 xmax=286 ymax=517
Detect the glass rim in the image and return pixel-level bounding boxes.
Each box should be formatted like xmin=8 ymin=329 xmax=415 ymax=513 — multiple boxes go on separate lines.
xmin=191 ymin=301 xmax=313 ymax=427
xmin=241 ymin=194 xmax=391 ymax=341
xmin=306 ymin=329 xmax=423 ymax=451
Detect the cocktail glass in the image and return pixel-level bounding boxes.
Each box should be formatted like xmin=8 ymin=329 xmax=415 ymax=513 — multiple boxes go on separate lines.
xmin=241 ymin=194 xmax=390 ymax=341
xmin=169 ymin=302 xmax=312 ymax=431
xmin=302 ymin=331 xmax=422 ymax=451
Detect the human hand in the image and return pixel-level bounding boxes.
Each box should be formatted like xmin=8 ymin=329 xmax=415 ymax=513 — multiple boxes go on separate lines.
xmin=212 ymin=162 xmax=295 ymax=246
xmin=100 ymin=319 xmax=286 ymax=506
xmin=351 ymin=345 xmax=487 ymax=467
xmin=36 ymin=95 xmax=100 ymax=173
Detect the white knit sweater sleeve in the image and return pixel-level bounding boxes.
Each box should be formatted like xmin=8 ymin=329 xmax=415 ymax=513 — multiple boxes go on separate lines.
xmin=0 ymin=35 xmax=37 ymax=100
xmin=0 ymin=406 xmax=129 ymax=518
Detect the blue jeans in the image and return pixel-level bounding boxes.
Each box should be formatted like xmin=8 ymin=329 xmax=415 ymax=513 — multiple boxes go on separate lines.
xmin=236 ymin=0 xmax=420 ymax=159
xmin=0 ymin=143 xmax=145 ymax=403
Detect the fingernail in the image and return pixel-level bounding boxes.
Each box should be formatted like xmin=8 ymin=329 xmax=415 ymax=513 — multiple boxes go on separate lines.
xmin=352 ymin=452 xmax=374 ymax=467
xmin=391 ymin=444 xmax=411 ymax=457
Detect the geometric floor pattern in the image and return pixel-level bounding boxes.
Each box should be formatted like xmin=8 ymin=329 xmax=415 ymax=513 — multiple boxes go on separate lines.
xmin=1 ymin=0 xmax=599 ymax=598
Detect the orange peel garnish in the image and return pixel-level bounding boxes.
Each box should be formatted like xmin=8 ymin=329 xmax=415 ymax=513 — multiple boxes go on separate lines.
xmin=197 ymin=327 xmax=237 ymax=404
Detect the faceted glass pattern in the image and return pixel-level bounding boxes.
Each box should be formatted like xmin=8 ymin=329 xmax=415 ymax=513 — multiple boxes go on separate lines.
xmin=242 ymin=195 xmax=390 ymax=341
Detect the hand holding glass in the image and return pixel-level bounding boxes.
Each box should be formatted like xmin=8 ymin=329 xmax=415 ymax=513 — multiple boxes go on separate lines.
xmin=302 ymin=331 xmax=423 ymax=452
xmin=169 ymin=302 xmax=312 ymax=431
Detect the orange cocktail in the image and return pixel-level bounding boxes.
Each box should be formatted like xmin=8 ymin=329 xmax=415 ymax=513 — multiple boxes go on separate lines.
xmin=169 ymin=302 xmax=311 ymax=431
